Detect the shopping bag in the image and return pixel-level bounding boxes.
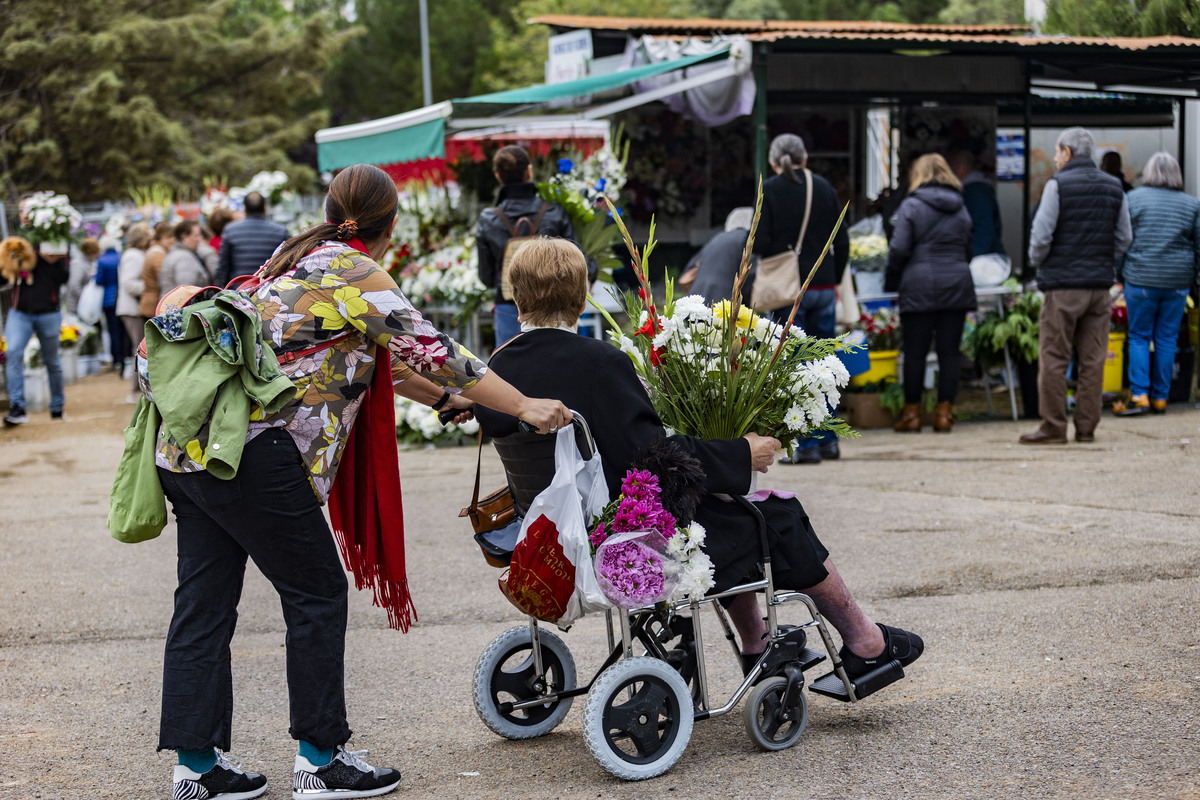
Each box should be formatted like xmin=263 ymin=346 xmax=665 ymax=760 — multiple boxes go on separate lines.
xmin=77 ymin=280 xmax=104 ymax=325
xmin=499 ymin=426 xmax=611 ymax=626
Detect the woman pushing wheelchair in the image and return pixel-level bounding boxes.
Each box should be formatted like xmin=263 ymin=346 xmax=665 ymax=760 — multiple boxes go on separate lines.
xmin=472 ymin=237 xmax=924 ymax=692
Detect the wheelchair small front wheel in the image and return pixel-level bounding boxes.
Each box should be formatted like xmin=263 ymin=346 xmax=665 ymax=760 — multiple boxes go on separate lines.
xmin=582 ymin=656 xmax=694 ymax=780
xmin=743 ymin=675 xmax=807 ymax=751
xmin=473 ymin=626 xmax=576 ymax=740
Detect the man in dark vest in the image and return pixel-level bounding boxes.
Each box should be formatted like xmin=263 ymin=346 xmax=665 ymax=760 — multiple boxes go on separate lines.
xmin=216 ymin=191 xmax=289 ymax=286
xmin=1020 ymin=127 xmax=1131 ymax=445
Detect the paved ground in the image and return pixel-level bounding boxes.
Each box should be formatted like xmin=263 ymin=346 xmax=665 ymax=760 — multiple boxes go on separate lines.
xmin=1 ymin=369 xmax=1198 ymax=800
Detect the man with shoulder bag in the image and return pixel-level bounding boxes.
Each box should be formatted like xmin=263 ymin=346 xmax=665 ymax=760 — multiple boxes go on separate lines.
xmin=752 ymin=134 xmax=849 ymax=465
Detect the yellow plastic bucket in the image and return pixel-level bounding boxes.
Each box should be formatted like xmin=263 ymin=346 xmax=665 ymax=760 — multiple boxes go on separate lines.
xmin=1103 ymin=332 xmax=1125 ymax=392
xmin=849 ymin=349 xmax=899 ymax=388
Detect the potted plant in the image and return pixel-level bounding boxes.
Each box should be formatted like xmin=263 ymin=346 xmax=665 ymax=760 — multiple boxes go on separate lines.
xmin=962 ymin=279 xmax=1041 ymax=419
xmin=849 ymin=307 xmax=902 ymax=388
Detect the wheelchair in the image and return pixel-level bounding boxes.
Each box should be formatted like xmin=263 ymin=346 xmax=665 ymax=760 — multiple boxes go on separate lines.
xmin=469 ymin=415 xmax=904 ymax=781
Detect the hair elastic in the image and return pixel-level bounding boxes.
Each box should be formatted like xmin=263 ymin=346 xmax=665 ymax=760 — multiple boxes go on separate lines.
xmin=336 ymin=219 xmax=359 ymax=240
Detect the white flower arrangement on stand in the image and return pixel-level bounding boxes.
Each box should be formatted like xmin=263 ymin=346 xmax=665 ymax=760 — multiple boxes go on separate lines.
xmin=22 ymin=192 xmax=83 ymax=253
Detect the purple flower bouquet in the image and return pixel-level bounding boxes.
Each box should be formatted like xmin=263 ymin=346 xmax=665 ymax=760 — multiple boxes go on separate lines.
xmin=593 ymin=529 xmax=679 ymax=609
xmin=590 ymin=469 xmax=683 ymax=609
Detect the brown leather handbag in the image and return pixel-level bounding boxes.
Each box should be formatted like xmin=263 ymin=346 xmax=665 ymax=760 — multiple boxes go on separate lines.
xmin=459 ymin=432 xmax=515 ymax=534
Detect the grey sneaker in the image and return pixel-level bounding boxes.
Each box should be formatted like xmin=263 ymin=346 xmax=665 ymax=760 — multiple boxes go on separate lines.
xmin=293 ymin=746 xmax=401 ymax=798
xmin=171 ymin=752 xmax=267 ymax=800
xmin=4 ymin=405 xmax=28 ymax=426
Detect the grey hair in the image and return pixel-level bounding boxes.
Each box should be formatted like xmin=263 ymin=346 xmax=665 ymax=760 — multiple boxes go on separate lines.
xmin=724 ymin=207 xmax=754 ymax=232
xmin=1056 ymin=127 xmax=1094 ymax=161
xmin=768 ymin=133 xmax=808 ymax=184
xmin=1141 ymin=151 xmax=1183 ymax=190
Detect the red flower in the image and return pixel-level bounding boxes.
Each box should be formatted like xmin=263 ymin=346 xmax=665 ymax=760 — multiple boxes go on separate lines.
xmin=650 ymin=346 xmax=664 ymax=366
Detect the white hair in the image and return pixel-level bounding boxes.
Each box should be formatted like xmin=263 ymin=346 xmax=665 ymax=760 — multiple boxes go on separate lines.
xmin=1141 ymin=151 xmax=1183 ymax=190
xmin=98 ymin=235 xmax=121 ymax=253
xmin=724 ymin=207 xmax=754 ymax=232
xmin=1057 ymin=127 xmax=1095 ymax=161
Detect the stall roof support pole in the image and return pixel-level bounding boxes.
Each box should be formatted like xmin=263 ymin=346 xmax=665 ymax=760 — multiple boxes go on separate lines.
xmin=1021 ymin=58 xmax=1033 ymax=283
xmin=1178 ymin=97 xmax=1188 ymax=185
xmin=755 ymin=43 xmax=769 ymax=180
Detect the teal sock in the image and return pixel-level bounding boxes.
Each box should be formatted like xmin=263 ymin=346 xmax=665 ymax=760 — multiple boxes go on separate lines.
xmin=299 ymin=740 xmax=334 ymax=767
xmin=177 ymin=747 xmax=218 ymax=774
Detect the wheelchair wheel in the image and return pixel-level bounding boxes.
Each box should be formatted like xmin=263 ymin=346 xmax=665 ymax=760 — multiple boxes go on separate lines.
xmin=582 ymin=657 xmax=694 ymax=780
xmin=473 ymin=626 xmax=576 ymax=740
xmin=743 ymin=676 xmax=807 ymax=751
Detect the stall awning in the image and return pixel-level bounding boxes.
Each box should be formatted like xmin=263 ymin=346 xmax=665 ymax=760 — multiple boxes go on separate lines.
xmin=316 ymin=102 xmax=452 ymax=173
xmin=455 ymin=48 xmax=727 ymax=106
xmin=315 ymin=48 xmax=732 ymax=173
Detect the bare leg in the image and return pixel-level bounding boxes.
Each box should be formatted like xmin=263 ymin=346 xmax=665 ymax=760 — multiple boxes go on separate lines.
xmin=727 ymin=593 xmax=767 ymax=654
xmin=723 ymin=558 xmax=884 ymax=658
xmin=803 ymin=559 xmax=884 ymax=657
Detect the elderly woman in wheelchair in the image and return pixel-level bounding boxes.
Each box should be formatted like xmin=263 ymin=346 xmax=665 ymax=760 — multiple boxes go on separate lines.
xmin=468 ymin=237 xmax=923 ymax=779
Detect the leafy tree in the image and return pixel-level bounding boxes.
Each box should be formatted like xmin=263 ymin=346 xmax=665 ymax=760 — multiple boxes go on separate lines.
xmin=323 ymin=0 xmax=510 ymax=125
xmin=474 ymin=0 xmax=701 ymax=95
xmin=0 ymin=0 xmax=352 ymax=204
xmin=1044 ymin=0 xmax=1199 ymax=36
xmin=937 ymin=0 xmax=1024 ymax=25
xmin=725 ymin=0 xmax=788 ymax=19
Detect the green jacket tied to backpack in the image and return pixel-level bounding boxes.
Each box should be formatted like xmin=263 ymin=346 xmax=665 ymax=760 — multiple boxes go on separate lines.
xmin=107 ymin=290 xmax=295 ymax=543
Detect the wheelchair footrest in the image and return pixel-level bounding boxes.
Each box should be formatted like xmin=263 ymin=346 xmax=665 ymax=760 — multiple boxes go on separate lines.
xmin=798 ymin=647 xmax=827 ymax=671
xmin=809 ymin=660 xmax=904 ymax=702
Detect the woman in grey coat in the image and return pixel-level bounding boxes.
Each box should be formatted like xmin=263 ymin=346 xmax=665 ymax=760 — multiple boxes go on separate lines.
xmin=159 ymin=220 xmax=214 ymax=296
xmin=1112 ymin=152 xmax=1200 ymax=415
xmin=884 ymin=153 xmax=977 ymax=432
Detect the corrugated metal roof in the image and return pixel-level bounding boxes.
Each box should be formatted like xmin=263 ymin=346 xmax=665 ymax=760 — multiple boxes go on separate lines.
xmin=530 ymin=14 xmax=1200 ymax=52
xmin=530 ymin=15 xmax=1030 ymax=36
xmin=749 ymin=30 xmax=1200 ymax=51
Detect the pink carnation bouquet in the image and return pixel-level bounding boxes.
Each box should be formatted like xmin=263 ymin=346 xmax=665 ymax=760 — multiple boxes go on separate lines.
xmin=590 ymin=469 xmax=713 ymax=609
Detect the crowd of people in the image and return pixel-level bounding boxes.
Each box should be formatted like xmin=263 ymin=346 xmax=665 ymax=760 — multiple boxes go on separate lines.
xmin=2 ymin=192 xmax=289 ymax=422
xmin=0 ymin=129 xmax=1196 ymax=798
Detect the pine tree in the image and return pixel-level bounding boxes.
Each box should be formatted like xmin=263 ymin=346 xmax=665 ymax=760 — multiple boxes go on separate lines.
xmin=0 ymin=0 xmax=353 ymax=203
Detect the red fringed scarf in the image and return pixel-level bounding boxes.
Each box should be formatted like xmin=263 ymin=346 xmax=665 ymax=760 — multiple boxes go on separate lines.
xmin=326 ymin=239 xmax=416 ymax=631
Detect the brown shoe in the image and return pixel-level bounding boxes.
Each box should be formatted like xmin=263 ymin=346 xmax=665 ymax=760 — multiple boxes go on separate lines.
xmin=1019 ymin=429 xmax=1067 ymax=445
xmin=1150 ymin=399 xmax=1167 ymax=414
xmin=894 ymin=404 xmax=922 ymax=432
xmin=933 ymin=401 xmax=954 ymax=432
xmin=1075 ymin=432 xmax=1095 ymax=443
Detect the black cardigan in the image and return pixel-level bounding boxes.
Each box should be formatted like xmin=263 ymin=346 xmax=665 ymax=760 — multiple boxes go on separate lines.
xmin=752 ymin=172 xmax=849 ymax=290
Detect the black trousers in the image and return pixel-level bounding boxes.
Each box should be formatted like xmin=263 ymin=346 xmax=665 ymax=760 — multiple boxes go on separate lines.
xmin=900 ymin=310 xmax=967 ymax=405
xmin=156 ymin=429 xmax=352 ymax=752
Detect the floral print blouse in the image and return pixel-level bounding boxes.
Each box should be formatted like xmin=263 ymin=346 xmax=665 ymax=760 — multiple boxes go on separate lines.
xmin=155 ymin=241 xmax=487 ymax=502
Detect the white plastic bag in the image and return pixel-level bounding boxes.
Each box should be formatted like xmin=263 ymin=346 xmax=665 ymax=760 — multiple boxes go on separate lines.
xmin=77 ymin=280 xmax=104 ymax=325
xmin=969 ymin=253 xmax=1012 ymax=287
xmin=499 ymin=427 xmax=611 ymax=627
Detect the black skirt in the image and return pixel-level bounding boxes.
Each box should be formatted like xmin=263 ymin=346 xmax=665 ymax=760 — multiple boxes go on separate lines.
xmin=697 ymin=494 xmax=831 ymax=594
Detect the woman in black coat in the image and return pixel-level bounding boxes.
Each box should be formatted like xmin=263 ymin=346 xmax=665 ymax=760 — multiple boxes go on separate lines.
xmin=884 ymin=153 xmax=977 ymax=433
xmin=473 ymin=237 xmax=923 ymax=685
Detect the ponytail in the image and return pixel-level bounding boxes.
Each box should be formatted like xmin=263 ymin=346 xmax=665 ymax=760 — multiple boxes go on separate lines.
xmin=262 ymin=223 xmax=341 ymax=278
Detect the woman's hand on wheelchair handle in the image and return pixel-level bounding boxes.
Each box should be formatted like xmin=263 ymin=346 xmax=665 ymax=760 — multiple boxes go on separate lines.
xmin=518 ymin=398 xmax=573 ymax=435
xmin=744 ymin=432 xmax=781 ymax=472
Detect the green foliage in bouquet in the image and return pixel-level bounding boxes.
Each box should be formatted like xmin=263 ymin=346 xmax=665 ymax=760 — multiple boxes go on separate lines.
xmin=590 ymin=182 xmax=859 ymax=451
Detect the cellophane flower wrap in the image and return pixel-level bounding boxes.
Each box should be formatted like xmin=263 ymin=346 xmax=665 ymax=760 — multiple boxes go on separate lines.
xmin=591 ymin=186 xmax=858 ymax=453
xmin=590 ymin=469 xmax=713 ymax=608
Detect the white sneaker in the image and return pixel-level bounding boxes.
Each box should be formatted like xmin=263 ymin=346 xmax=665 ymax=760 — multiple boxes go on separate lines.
xmin=172 ymin=752 xmax=267 ymax=800
xmin=293 ymin=746 xmax=402 ymax=798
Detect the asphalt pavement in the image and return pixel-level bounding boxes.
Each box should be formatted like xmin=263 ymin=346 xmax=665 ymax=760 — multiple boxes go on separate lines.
xmin=1 ymin=369 xmax=1198 ymax=799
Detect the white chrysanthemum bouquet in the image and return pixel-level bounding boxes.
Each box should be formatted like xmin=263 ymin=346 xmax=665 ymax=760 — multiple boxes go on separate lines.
xmin=592 ymin=185 xmax=858 ymax=453
xmin=22 ymin=191 xmax=82 ymax=247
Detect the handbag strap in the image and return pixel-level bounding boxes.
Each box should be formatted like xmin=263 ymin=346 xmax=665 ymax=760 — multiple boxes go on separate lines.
xmin=467 ymin=333 xmax=521 ymax=511
xmin=793 ymin=168 xmax=814 ymax=254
